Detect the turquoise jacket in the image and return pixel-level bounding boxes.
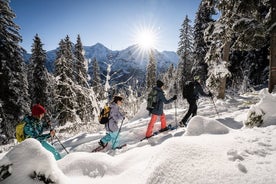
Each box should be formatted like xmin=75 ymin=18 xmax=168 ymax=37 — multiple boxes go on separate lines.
xmin=22 ymin=115 xmax=62 ymax=160
xmin=23 ymin=115 xmax=51 ymax=142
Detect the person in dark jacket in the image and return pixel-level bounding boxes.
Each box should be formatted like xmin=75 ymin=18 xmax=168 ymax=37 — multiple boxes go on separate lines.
xmin=145 ymin=80 xmax=177 ymax=138
xmin=179 ymin=76 xmax=212 ymax=127
xmin=23 ymin=104 xmax=62 ymax=160
xmin=99 ymin=95 xmax=125 ymax=149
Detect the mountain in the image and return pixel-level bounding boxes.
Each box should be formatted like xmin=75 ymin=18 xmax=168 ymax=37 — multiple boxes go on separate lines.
xmin=24 ymin=43 xmax=179 ymax=86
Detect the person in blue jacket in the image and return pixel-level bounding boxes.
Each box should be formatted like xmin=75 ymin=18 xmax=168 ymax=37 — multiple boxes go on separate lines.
xmin=99 ymin=96 xmax=125 ymax=149
xmin=145 ymin=80 xmax=177 ymax=138
xmin=23 ymin=104 xmax=62 ymax=160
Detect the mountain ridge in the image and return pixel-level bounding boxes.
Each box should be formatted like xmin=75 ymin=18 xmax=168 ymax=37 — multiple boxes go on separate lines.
xmin=24 ymin=43 xmax=179 ymax=86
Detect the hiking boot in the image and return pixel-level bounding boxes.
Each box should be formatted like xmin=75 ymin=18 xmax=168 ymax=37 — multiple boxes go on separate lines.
xmin=179 ymin=121 xmax=186 ymax=127
xmin=146 ymin=134 xmax=154 ymax=138
xmin=98 ymin=140 xmax=108 ymax=148
xmin=159 ymin=127 xmax=169 ymax=132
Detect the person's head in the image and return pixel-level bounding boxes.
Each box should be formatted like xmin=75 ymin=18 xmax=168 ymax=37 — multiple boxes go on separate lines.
xmin=31 ymin=104 xmax=46 ymax=119
xmin=113 ymin=95 xmax=123 ymax=105
xmin=156 ymin=80 xmax=164 ymax=88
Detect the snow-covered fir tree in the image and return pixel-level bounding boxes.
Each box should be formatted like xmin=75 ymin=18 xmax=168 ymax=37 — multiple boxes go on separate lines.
xmin=0 ymin=0 xmax=30 ymax=140
xmin=204 ymin=0 xmax=271 ymax=98
xmin=29 ymin=34 xmax=49 ymax=108
xmin=229 ymin=0 xmax=270 ymax=92
xmin=204 ymin=0 xmax=234 ymax=99
xmin=54 ymin=39 xmax=77 ymax=126
xmin=193 ymin=0 xmax=216 ymax=82
xmin=73 ymin=35 xmax=97 ymax=123
xmin=270 ymin=0 xmax=276 ymax=92
xmin=161 ymin=64 xmax=175 ymax=93
xmin=64 ymin=35 xmax=74 ymax=81
xmin=146 ymin=50 xmax=157 ymax=91
xmin=74 ymin=35 xmax=88 ymax=88
xmin=91 ymin=57 xmax=103 ymax=99
xmin=177 ymin=15 xmax=194 ymax=90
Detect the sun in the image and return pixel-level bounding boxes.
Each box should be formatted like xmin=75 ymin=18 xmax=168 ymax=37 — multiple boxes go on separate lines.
xmin=133 ymin=25 xmax=160 ymax=50
xmin=136 ymin=29 xmax=157 ymax=49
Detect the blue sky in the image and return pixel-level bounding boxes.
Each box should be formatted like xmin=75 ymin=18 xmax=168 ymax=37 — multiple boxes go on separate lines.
xmin=10 ymin=0 xmax=201 ymax=53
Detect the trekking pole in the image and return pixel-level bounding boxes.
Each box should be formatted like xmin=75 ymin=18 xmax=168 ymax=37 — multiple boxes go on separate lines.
xmin=54 ymin=135 xmax=69 ymax=154
xmin=204 ymin=86 xmax=220 ymax=118
xmin=210 ymin=95 xmax=220 ymax=118
xmin=174 ymin=82 xmax=178 ymax=128
xmin=113 ymin=118 xmax=125 ymax=148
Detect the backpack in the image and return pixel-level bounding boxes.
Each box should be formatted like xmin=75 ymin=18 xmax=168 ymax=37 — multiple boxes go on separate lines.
xmin=146 ymin=89 xmax=158 ymax=112
xmin=98 ymin=105 xmax=111 ymax=124
xmin=16 ymin=121 xmax=27 ymax=143
xmin=182 ymin=81 xmax=195 ymax=99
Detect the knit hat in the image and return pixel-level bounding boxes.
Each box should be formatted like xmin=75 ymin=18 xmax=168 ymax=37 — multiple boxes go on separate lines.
xmin=113 ymin=95 xmax=123 ymax=103
xmin=31 ymin=104 xmax=46 ymax=116
xmin=156 ymin=80 xmax=164 ymax=88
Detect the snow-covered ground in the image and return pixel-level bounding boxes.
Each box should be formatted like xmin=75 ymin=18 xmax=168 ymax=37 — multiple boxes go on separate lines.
xmin=0 ymin=89 xmax=276 ymax=184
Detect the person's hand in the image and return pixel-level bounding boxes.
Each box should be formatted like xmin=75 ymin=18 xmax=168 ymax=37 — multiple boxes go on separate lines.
xmin=172 ymin=95 xmax=177 ymax=100
xmin=50 ymin=129 xmax=56 ymax=137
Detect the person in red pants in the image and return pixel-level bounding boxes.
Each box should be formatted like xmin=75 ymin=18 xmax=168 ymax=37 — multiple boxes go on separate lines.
xmin=145 ymin=80 xmax=177 ymax=138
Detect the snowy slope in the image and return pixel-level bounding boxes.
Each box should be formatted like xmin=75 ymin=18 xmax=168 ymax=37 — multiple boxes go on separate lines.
xmin=0 ymin=89 xmax=276 ymax=184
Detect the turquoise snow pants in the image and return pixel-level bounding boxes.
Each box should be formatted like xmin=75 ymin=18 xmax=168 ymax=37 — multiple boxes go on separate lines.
xmin=100 ymin=131 xmax=119 ymax=149
xmin=41 ymin=140 xmax=62 ymax=160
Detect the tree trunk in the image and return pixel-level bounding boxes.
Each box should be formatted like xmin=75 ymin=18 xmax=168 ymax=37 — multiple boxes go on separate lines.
xmin=218 ymin=41 xmax=231 ymax=99
xmin=269 ymin=0 xmax=276 ymax=93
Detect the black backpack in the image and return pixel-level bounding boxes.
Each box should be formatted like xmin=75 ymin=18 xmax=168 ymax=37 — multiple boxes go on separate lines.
xmin=146 ymin=89 xmax=158 ymax=113
xmin=182 ymin=81 xmax=194 ymax=99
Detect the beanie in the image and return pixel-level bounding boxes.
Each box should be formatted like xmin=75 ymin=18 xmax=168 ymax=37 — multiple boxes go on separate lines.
xmin=156 ymin=80 xmax=164 ymax=88
xmin=113 ymin=95 xmax=123 ymax=103
xmin=31 ymin=104 xmax=46 ymax=116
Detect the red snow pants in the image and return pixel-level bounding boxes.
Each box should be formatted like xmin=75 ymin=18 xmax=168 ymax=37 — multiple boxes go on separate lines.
xmin=146 ymin=113 xmax=167 ymax=137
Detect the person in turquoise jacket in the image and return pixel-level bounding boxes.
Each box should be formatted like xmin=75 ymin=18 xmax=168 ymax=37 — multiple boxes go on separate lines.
xmin=23 ymin=104 xmax=62 ymax=160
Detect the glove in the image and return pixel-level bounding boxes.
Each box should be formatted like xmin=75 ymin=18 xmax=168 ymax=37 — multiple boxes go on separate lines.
xmin=50 ymin=129 xmax=56 ymax=137
xmin=172 ymin=95 xmax=177 ymax=100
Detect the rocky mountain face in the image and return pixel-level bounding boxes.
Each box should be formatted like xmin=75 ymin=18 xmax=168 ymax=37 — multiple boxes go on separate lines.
xmin=24 ymin=43 xmax=179 ymax=87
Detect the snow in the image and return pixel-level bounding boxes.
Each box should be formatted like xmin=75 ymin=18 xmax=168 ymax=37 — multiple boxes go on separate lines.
xmin=1 ymin=89 xmax=276 ymax=184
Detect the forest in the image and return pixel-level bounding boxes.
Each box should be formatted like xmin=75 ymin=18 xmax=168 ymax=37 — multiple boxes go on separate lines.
xmin=0 ymin=0 xmax=275 ymax=144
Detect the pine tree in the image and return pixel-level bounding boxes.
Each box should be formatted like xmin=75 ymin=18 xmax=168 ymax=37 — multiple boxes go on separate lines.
xmin=64 ymin=35 xmax=74 ymax=81
xmin=74 ymin=35 xmax=88 ymax=87
xmin=193 ymin=0 xmax=216 ymax=82
xmin=162 ymin=64 xmax=175 ymax=93
xmin=146 ymin=50 xmax=157 ymax=90
xmin=177 ymin=15 xmax=194 ymax=90
xmin=91 ymin=57 xmax=102 ymax=97
xmin=0 ymin=0 xmax=30 ymax=140
xmin=204 ymin=0 xmax=236 ymax=99
xmin=54 ymin=39 xmax=76 ymax=126
xmin=270 ymin=0 xmax=276 ymax=92
xmin=205 ymin=0 xmax=270 ymax=98
xmin=73 ymin=35 xmax=96 ymax=123
xmin=29 ymin=34 xmax=49 ymax=107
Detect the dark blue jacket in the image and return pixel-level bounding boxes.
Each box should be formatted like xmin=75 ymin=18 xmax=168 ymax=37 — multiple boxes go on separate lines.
xmin=151 ymin=87 xmax=174 ymax=115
